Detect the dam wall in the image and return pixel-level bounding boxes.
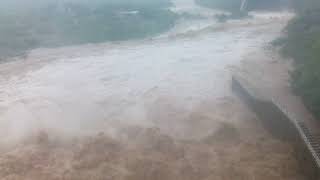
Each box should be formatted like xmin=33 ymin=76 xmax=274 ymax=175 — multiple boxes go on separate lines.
xmin=232 ymin=76 xmax=320 ymax=180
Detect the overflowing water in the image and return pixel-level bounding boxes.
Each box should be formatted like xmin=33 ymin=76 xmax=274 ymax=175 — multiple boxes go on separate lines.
xmin=0 ymin=1 xmax=308 ymax=180
xmin=0 ymin=0 xmax=292 ymax=143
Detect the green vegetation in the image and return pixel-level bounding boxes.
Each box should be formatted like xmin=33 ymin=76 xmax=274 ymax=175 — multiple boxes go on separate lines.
xmin=195 ymin=0 xmax=288 ymax=21
xmin=0 ymin=0 xmax=177 ymax=59
xmin=195 ymin=0 xmax=289 ymax=12
xmin=291 ymin=0 xmax=320 ymax=13
xmin=198 ymin=0 xmax=320 ymax=120
xmin=279 ymin=1 xmax=320 ymax=119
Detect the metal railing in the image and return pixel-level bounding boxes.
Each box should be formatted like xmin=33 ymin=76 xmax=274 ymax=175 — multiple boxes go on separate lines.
xmin=271 ymin=99 xmax=320 ymax=168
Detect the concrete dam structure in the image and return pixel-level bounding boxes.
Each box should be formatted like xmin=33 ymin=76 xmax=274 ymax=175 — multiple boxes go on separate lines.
xmin=232 ymin=76 xmax=320 ymax=180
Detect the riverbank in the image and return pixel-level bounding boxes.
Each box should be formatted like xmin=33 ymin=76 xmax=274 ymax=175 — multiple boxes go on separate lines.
xmin=280 ymin=8 xmax=320 ymax=121
xmin=235 ymin=45 xmax=320 ymax=133
xmin=0 ymin=10 xmax=309 ymax=179
xmin=232 ymin=35 xmax=320 ymax=179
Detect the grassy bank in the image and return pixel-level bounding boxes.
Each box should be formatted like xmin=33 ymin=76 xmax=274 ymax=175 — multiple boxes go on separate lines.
xmin=278 ymin=1 xmax=320 ymax=119
xmin=0 ymin=0 xmax=177 ymax=59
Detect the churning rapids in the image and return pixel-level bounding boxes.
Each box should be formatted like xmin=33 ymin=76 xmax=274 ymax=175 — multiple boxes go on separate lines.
xmin=0 ymin=1 xmax=310 ymax=180
xmin=0 ymin=0 xmax=291 ymax=142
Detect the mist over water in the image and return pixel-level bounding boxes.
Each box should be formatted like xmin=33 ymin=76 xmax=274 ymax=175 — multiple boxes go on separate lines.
xmin=0 ymin=0 xmax=292 ymax=143
xmin=0 ymin=1 xmax=308 ymax=180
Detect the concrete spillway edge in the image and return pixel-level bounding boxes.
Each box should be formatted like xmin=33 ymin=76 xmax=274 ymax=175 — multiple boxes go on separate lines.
xmin=232 ymin=75 xmax=320 ymax=180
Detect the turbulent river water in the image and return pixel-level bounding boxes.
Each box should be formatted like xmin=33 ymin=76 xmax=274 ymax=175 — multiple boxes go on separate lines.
xmin=0 ymin=0 xmax=291 ymax=142
xmin=0 ymin=1 xmax=309 ymax=180
xmin=0 ymin=0 xmax=287 ymax=143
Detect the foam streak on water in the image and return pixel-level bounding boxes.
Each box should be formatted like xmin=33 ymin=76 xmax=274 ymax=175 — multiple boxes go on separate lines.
xmin=0 ymin=0 xmax=292 ymax=142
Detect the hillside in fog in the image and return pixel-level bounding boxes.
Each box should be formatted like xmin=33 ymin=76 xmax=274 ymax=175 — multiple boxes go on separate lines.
xmin=0 ymin=0 xmax=173 ymax=11
xmin=0 ymin=0 xmax=176 ymax=59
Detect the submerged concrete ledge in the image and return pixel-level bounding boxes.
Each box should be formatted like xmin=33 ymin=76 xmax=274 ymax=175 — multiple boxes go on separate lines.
xmin=232 ymin=76 xmax=320 ymax=180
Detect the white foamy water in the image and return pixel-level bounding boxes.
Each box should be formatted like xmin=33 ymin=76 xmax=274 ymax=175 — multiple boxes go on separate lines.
xmin=0 ymin=1 xmax=293 ymax=142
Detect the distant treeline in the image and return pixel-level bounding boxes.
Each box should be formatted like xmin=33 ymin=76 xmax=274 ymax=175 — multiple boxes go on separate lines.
xmin=290 ymin=0 xmax=320 ymax=13
xmin=279 ymin=0 xmax=320 ymax=119
xmin=195 ymin=0 xmax=290 ymax=12
xmin=0 ymin=0 xmax=176 ymax=59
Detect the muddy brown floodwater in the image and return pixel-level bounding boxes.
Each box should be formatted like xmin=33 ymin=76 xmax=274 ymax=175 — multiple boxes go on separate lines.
xmin=0 ymin=0 xmax=309 ymax=179
xmin=0 ymin=97 xmax=308 ymax=180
